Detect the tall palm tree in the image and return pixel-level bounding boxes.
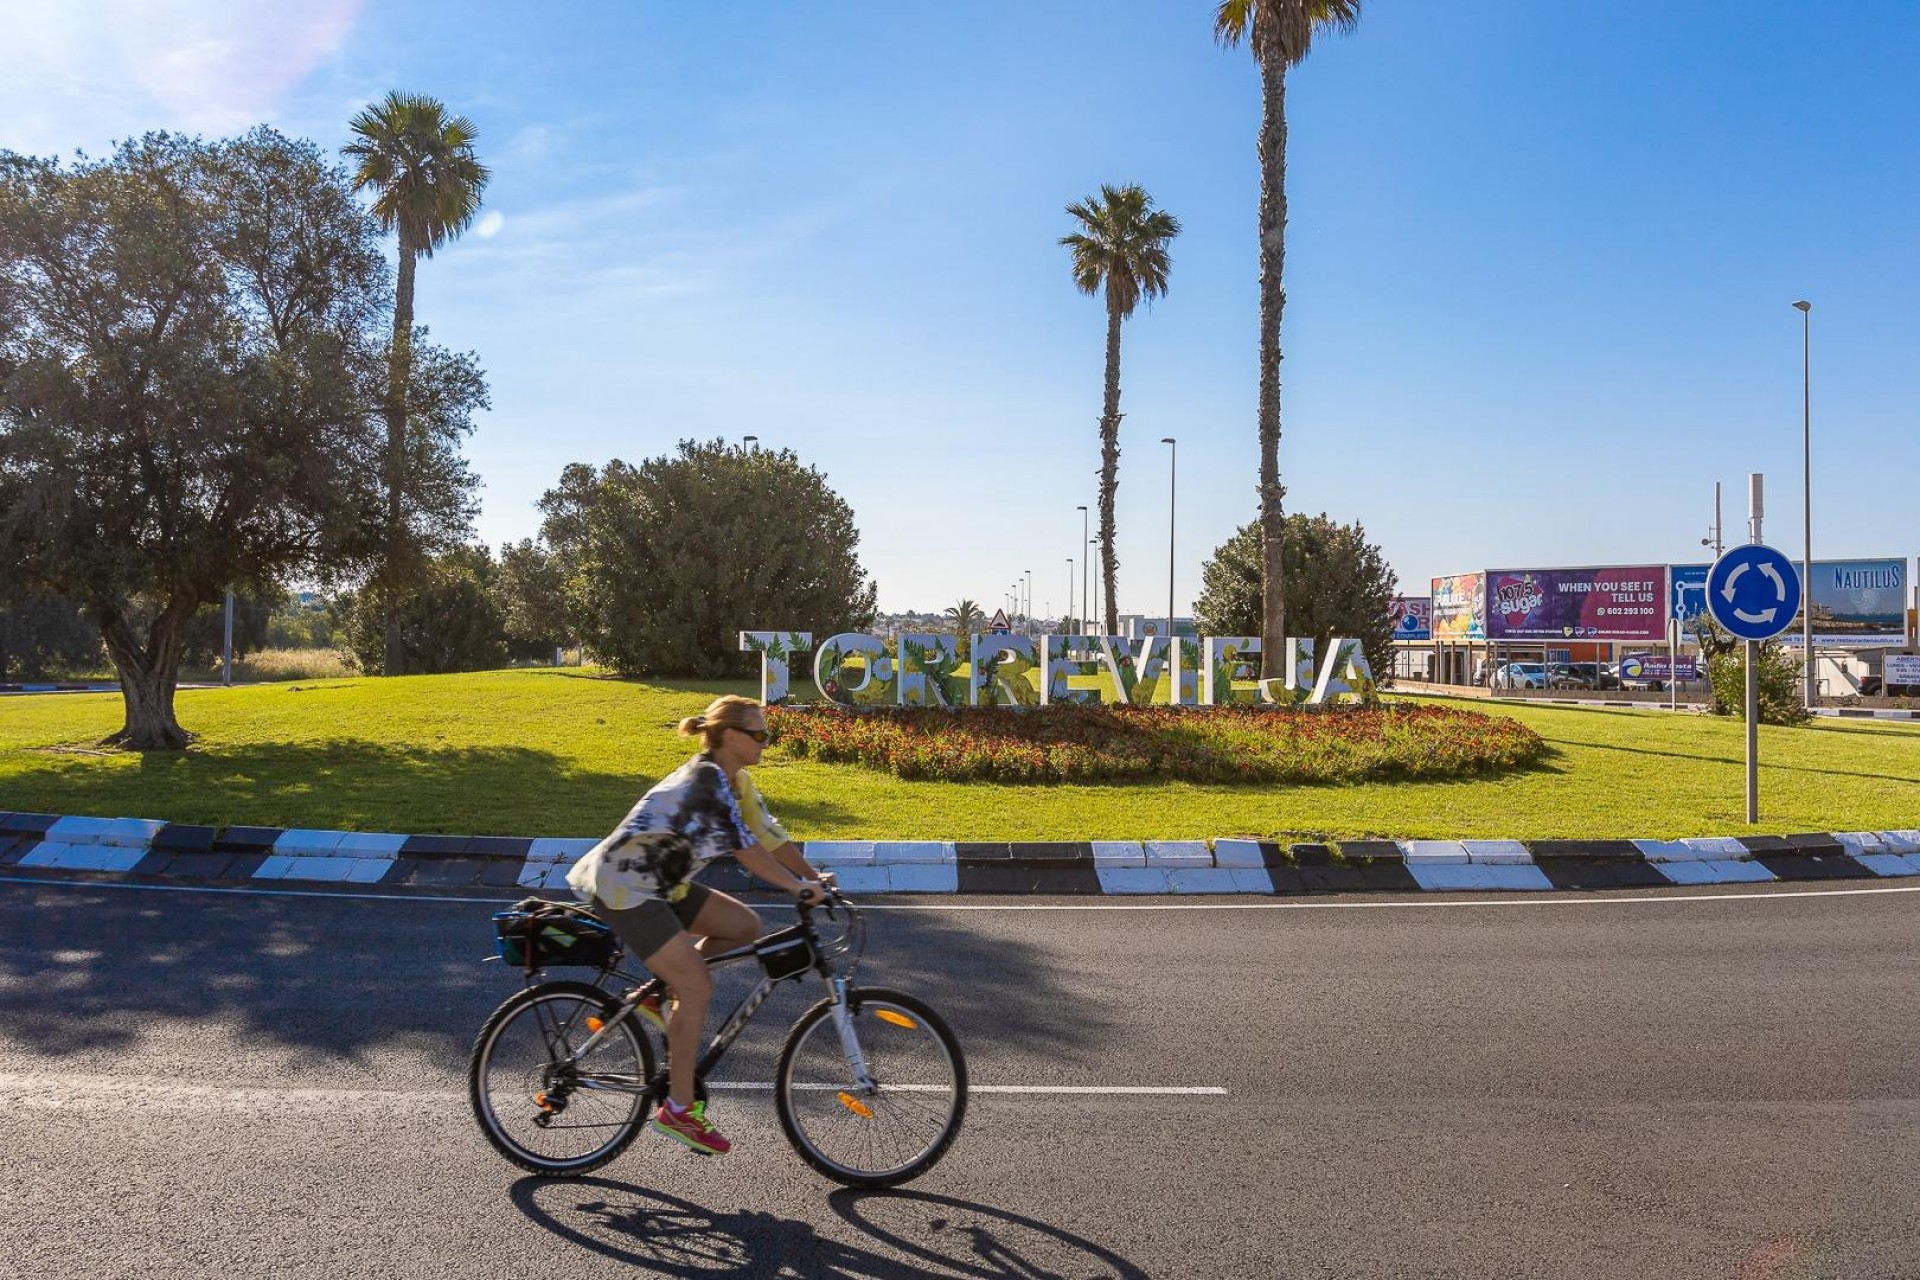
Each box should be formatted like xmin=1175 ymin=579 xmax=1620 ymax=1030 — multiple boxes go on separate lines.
xmin=1060 ymin=184 xmax=1180 ymax=636
xmin=1214 ymin=1 xmax=1361 ymax=675
xmin=342 ymin=91 xmax=491 ymax=676
xmin=944 ymin=598 xmax=984 ymax=659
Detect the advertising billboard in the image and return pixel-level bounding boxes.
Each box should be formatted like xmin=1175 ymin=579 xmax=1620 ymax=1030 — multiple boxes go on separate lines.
xmin=1430 ymin=574 xmax=1485 ymax=641
xmin=1780 ymin=558 xmax=1909 ymax=648
xmin=1484 ymin=565 xmax=1668 ymax=642
xmin=1618 ymin=653 xmax=1699 ymax=681
xmin=1671 ymin=564 xmax=1710 ymax=639
xmin=1390 ymin=596 xmax=1432 ymax=642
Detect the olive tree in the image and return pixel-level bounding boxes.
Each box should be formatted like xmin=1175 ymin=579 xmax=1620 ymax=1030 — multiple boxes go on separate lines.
xmin=0 ymin=130 xmax=482 ymax=747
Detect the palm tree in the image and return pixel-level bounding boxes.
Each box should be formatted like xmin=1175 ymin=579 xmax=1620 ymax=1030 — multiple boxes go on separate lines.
xmin=944 ymin=598 xmax=984 ymax=659
xmin=342 ymin=91 xmax=491 ymax=675
xmin=1214 ymin=1 xmax=1361 ymax=674
xmin=1060 ymin=184 xmax=1180 ymax=636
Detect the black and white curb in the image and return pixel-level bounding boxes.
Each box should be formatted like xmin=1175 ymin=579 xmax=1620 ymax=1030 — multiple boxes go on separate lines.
xmin=3 ymin=811 xmax=1917 ymax=895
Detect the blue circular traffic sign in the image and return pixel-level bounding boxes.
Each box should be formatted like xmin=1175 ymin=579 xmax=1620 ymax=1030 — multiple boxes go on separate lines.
xmin=1706 ymin=544 xmax=1801 ymax=641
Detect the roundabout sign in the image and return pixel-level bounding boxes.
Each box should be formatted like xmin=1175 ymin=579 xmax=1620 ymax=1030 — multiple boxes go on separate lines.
xmin=1706 ymin=544 xmax=1800 ymax=642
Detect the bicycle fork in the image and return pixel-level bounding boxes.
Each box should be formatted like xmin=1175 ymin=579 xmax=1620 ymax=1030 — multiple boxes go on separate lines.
xmin=829 ymin=977 xmax=878 ymax=1095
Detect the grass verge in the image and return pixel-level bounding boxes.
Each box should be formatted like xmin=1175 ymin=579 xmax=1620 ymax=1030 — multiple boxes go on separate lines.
xmin=1 ymin=669 xmax=1916 ymax=841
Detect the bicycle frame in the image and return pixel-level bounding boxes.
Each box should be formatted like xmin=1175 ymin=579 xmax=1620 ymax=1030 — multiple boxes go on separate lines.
xmin=559 ymin=897 xmax=874 ymax=1096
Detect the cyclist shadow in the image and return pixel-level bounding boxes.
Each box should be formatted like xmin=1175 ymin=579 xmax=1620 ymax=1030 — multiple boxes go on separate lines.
xmin=510 ymin=1175 xmax=1150 ymax=1279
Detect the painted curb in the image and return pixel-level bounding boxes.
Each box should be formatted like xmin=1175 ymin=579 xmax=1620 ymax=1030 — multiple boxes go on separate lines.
xmin=3 ymin=811 xmax=1917 ymax=898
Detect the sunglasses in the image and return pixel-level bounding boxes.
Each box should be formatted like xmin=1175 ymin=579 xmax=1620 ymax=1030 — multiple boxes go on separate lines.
xmin=732 ymin=726 xmax=770 ymax=744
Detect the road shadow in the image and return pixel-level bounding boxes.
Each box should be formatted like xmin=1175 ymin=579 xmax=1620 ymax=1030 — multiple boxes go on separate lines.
xmin=0 ymin=879 xmax=1117 ymax=1084
xmin=510 ymin=1176 xmax=1149 ymax=1278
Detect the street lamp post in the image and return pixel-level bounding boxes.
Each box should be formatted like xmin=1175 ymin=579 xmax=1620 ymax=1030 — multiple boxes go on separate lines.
xmin=1793 ymin=299 xmax=1813 ymax=707
xmin=1160 ymin=437 xmax=1176 ymax=644
xmin=742 ymin=435 xmax=758 ymax=450
xmin=1024 ymin=569 xmax=1033 ymax=637
xmin=1076 ymin=506 xmax=1089 ymax=636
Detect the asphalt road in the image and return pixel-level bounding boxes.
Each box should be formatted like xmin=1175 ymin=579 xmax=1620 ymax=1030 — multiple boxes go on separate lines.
xmin=2 ymin=876 xmax=1917 ymax=1279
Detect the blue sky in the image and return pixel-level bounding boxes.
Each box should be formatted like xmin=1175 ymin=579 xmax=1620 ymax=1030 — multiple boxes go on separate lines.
xmin=6 ymin=2 xmax=1917 ymax=620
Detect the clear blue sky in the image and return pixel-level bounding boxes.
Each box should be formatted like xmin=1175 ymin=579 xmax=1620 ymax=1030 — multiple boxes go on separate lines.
xmin=7 ymin=2 xmax=1917 ymax=619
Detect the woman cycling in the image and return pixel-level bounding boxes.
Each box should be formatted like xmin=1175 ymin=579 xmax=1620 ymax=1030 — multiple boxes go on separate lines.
xmin=567 ymin=693 xmax=826 ymax=1156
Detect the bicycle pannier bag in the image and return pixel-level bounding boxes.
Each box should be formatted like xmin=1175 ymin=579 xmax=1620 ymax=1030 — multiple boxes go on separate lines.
xmin=493 ymin=899 xmax=617 ymax=971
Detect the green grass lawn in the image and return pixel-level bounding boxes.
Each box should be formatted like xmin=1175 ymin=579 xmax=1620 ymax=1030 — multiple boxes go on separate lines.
xmin=2 ymin=669 xmax=1917 ymax=841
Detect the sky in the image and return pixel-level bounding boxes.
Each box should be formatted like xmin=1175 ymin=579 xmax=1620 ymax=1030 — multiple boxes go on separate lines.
xmin=4 ymin=1 xmax=1916 ymax=622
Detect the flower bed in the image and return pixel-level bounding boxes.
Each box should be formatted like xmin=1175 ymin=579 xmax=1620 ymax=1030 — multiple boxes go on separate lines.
xmin=765 ymin=703 xmax=1547 ymax=785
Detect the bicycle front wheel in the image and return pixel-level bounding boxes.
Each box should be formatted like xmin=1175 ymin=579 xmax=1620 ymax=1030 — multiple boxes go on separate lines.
xmin=774 ymin=986 xmax=967 ymax=1188
xmin=468 ymin=979 xmax=655 ymax=1175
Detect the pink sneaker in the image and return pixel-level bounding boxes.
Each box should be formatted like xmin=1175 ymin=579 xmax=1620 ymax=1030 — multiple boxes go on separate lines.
xmin=651 ymin=1098 xmax=731 ymax=1155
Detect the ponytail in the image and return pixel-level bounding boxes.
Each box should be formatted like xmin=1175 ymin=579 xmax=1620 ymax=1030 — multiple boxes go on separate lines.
xmin=679 ymin=695 xmax=762 ymax=751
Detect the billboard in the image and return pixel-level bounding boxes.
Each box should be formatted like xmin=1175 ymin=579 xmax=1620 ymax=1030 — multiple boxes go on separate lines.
xmin=1484 ymin=565 xmax=1668 ymax=642
xmin=1618 ymin=653 xmax=1699 ymax=681
xmin=1430 ymin=574 xmax=1485 ymax=641
xmin=1780 ymin=558 xmax=1909 ymax=648
xmin=1671 ymin=564 xmax=1710 ymax=639
xmin=1390 ymin=596 xmax=1431 ymax=641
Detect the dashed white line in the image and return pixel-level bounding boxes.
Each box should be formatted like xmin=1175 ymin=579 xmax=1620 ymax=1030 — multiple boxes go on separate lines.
xmin=710 ymin=1083 xmax=1227 ymax=1095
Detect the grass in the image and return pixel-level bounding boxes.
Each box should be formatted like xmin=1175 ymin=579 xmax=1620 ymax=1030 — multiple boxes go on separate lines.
xmin=1 ymin=668 xmax=1917 ymax=841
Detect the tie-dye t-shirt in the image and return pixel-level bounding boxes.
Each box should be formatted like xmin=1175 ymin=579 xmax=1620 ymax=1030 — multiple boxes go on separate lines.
xmin=568 ymin=753 xmax=790 ymax=910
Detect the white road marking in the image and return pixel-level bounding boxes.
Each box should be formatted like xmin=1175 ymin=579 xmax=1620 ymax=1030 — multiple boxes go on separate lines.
xmin=0 ymin=1073 xmax=1222 ymax=1107
xmin=710 ymin=1083 xmax=1226 ymax=1095
xmin=6 ymin=874 xmax=1920 ymax=912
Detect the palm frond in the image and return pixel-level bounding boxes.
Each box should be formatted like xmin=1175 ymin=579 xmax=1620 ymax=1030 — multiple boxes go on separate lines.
xmin=1059 ymin=184 xmax=1180 ymax=320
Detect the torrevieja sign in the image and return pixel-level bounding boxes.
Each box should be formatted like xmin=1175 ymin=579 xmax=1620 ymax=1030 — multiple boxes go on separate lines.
xmin=739 ymin=632 xmax=1375 ymax=708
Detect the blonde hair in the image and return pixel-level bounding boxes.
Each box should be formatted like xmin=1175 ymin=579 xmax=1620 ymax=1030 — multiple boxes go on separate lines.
xmin=678 ymin=694 xmax=765 ymax=752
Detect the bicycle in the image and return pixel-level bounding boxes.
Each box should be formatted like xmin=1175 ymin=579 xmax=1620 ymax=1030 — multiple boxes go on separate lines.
xmin=467 ymin=887 xmax=967 ymax=1188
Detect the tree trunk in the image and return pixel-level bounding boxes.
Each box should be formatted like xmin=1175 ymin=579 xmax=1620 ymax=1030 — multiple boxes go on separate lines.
xmin=1099 ymin=293 xmax=1124 ymax=636
xmin=97 ymin=604 xmax=194 ymax=751
xmin=1256 ymin=45 xmax=1289 ymax=676
xmin=383 ymin=230 xmax=417 ymax=678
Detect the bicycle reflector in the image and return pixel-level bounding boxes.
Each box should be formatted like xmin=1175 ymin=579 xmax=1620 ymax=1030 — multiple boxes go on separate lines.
xmin=876 ymin=1010 xmax=917 ymax=1029
xmin=585 ymin=1017 xmax=603 ymax=1032
xmin=837 ymin=1091 xmax=874 ymax=1118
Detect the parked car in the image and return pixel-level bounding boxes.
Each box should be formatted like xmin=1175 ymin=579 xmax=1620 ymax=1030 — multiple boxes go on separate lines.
xmin=1550 ymin=662 xmax=1619 ymax=691
xmin=1491 ymin=661 xmax=1549 ymax=690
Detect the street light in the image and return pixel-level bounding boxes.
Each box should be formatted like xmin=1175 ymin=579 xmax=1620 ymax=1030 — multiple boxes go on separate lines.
xmin=742 ymin=435 xmax=758 ymax=451
xmin=1160 ymin=437 xmax=1176 ymax=644
xmin=1793 ymin=299 xmax=1813 ymax=707
xmin=1024 ymin=569 xmax=1033 ymax=636
xmin=1700 ymin=480 xmax=1723 ymax=558
xmin=1076 ymin=505 xmax=1089 ymax=636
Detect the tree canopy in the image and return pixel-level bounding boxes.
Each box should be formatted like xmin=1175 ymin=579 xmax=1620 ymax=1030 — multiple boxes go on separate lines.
xmin=539 ymin=440 xmax=877 ymax=678
xmin=1194 ymin=513 xmax=1398 ymax=681
xmin=0 ymin=129 xmax=483 ymax=746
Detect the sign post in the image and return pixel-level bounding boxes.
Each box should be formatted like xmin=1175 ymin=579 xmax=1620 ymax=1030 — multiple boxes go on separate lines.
xmin=1706 ymin=474 xmax=1800 ymax=824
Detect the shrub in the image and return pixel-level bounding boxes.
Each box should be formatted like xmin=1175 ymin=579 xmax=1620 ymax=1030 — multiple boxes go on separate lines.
xmin=766 ymin=702 xmax=1545 ymax=785
xmin=1706 ymin=643 xmax=1809 ymax=726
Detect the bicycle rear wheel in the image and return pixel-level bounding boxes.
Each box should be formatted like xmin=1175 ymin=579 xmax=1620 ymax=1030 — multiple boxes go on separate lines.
xmin=774 ymin=987 xmax=967 ymax=1188
xmin=469 ymin=979 xmax=655 ymax=1175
